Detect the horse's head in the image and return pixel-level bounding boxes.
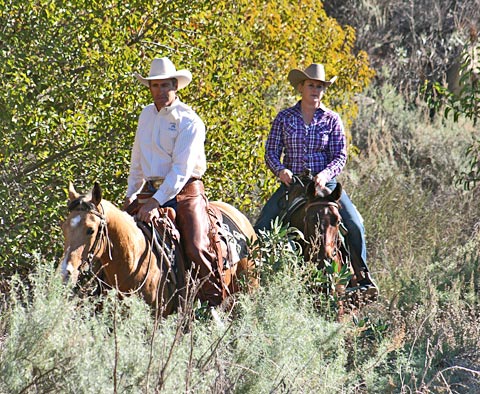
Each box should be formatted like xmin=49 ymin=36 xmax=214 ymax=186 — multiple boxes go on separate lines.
xmin=304 ymin=182 xmax=343 ymax=262
xmin=59 ymin=182 xmax=106 ymax=284
xmin=290 ymin=179 xmax=343 ymax=264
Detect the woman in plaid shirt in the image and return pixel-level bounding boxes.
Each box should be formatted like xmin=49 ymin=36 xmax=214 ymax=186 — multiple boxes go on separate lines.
xmin=255 ymin=63 xmax=378 ymax=296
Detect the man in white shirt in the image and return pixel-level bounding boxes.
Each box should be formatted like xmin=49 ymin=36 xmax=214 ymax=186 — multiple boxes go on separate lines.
xmin=124 ymin=57 xmax=224 ymax=307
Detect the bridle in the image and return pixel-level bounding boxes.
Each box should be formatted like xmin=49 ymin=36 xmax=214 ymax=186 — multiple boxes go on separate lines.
xmin=66 ymin=197 xmax=171 ymax=298
xmin=287 ymin=170 xmax=343 ymax=260
xmin=304 ymin=199 xmax=341 ymax=258
xmin=67 ymin=198 xmax=111 ymax=276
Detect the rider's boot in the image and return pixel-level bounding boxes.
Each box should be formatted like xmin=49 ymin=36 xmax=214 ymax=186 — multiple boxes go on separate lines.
xmin=348 ymin=247 xmax=379 ymax=301
xmin=357 ymin=271 xmax=379 ymax=301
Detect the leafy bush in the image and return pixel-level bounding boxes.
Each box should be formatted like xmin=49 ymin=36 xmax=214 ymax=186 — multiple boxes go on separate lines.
xmin=0 ymin=0 xmax=373 ymax=277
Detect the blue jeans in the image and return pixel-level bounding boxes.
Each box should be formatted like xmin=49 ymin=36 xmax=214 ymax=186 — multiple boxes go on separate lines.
xmin=254 ymin=180 xmax=369 ymax=273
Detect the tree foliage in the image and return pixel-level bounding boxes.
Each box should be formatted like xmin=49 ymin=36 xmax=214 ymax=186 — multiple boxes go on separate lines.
xmin=423 ymin=41 xmax=479 ymax=189
xmin=324 ymin=0 xmax=480 ymax=98
xmin=0 ymin=0 xmax=373 ymax=276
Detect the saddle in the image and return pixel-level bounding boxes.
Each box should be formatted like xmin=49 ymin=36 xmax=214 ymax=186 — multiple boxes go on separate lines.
xmin=208 ymin=204 xmax=248 ymax=269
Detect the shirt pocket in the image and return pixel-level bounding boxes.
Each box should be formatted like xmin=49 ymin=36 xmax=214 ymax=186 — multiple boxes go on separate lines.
xmin=315 ymin=130 xmax=330 ymax=151
xmin=311 ymin=119 xmax=330 ymax=151
xmin=157 ymin=120 xmax=179 ymax=155
xmin=283 ymin=117 xmax=303 ymax=145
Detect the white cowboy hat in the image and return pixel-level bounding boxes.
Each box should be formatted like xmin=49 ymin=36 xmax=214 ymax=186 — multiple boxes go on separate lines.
xmin=288 ymin=63 xmax=337 ymax=90
xmin=135 ymin=57 xmax=192 ymax=90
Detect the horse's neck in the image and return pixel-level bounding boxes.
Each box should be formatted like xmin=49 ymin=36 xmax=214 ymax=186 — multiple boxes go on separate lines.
xmin=101 ymin=200 xmax=146 ymax=266
xmin=285 ymin=186 xmax=307 ymax=220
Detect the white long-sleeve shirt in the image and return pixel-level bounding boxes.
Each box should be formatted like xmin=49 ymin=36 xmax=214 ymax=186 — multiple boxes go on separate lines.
xmin=126 ymin=98 xmax=207 ymax=205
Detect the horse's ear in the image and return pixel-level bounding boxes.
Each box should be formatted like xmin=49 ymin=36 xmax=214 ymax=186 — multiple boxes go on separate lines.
xmin=329 ymin=182 xmax=342 ymax=202
xmin=68 ymin=182 xmax=79 ymax=201
xmin=305 ymin=181 xmax=316 ymax=199
xmin=91 ymin=182 xmax=102 ymax=206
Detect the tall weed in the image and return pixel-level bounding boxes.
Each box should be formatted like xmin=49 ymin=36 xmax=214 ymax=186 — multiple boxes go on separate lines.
xmin=339 ymin=84 xmax=480 ymax=392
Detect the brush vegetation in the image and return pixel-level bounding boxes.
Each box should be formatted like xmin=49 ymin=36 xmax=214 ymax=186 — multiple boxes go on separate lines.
xmin=1 ymin=85 xmax=479 ymax=393
xmin=1 ymin=0 xmax=479 ymax=393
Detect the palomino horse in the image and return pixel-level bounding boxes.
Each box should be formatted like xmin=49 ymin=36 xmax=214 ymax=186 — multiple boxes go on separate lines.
xmin=59 ymin=182 xmax=258 ymax=316
xmin=283 ymin=175 xmax=359 ymax=311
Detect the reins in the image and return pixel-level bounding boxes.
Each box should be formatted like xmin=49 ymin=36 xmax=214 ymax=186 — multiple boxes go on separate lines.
xmin=280 ymin=174 xmax=310 ymax=223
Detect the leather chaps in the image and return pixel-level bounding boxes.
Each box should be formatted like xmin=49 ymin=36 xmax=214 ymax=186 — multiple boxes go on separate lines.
xmin=175 ymin=179 xmax=225 ymax=307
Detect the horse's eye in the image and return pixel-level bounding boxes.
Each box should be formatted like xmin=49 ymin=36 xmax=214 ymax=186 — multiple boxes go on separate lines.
xmin=86 ymin=228 xmax=95 ymax=236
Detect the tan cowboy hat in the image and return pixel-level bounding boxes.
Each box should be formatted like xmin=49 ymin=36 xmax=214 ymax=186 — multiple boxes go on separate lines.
xmin=135 ymin=57 xmax=192 ymax=89
xmin=288 ymin=63 xmax=337 ymax=90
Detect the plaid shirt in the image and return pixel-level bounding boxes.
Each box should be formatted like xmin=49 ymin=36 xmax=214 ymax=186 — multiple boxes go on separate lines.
xmin=265 ymin=101 xmax=347 ymax=180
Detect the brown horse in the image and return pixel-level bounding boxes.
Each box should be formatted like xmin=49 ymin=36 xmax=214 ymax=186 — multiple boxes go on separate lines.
xmin=59 ymin=182 xmax=258 ymax=316
xmin=284 ymin=176 xmax=357 ymax=311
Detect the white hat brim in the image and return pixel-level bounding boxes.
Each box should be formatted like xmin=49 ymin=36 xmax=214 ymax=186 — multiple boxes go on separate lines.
xmin=135 ymin=69 xmax=192 ymax=90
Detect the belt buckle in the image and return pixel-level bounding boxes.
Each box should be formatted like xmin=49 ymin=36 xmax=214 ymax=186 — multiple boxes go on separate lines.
xmin=152 ymin=179 xmax=163 ymax=189
xmin=148 ymin=178 xmax=164 ymax=189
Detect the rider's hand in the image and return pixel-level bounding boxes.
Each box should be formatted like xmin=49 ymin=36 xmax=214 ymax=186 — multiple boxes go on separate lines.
xmin=137 ymin=198 xmax=160 ymax=223
xmin=314 ymin=172 xmax=329 ymax=188
xmin=122 ymin=196 xmax=135 ymax=211
xmin=278 ymin=169 xmax=293 ymax=186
